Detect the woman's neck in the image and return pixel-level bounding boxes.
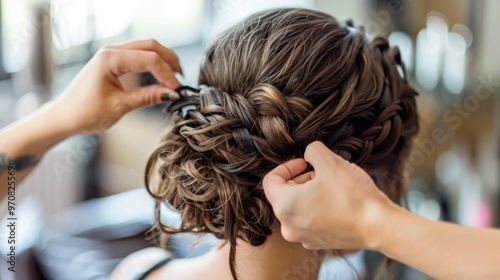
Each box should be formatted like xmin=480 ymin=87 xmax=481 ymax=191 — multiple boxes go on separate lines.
xmin=211 ymin=228 xmax=322 ymax=280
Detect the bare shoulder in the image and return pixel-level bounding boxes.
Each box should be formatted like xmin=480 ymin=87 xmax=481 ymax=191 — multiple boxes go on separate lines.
xmin=110 ymin=247 xmax=169 ymax=280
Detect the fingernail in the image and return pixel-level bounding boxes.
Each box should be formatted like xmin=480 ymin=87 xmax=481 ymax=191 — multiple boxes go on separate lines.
xmin=161 ymin=91 xmax=180 ymax=102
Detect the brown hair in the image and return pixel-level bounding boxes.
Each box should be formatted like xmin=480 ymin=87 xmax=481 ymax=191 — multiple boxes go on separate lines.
xmin=145 ymin=8 xmax=418 ymax=279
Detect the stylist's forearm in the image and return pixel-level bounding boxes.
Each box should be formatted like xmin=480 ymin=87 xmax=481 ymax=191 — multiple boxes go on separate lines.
xmin=373 ymin=205 xmax=500 ymax=280
xmin=0 ymin=103 xmax=74 ymax=200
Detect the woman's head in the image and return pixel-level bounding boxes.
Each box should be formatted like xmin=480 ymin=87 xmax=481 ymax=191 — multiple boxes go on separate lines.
xmin=146 ymin=7 xmax=418 ymax=278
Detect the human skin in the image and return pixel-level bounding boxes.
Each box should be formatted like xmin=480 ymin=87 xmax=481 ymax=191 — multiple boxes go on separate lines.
xmin=0 ymin=39 xmax=182 ymax=200
xmin=263 ymin=141 xmax=500 ymax=280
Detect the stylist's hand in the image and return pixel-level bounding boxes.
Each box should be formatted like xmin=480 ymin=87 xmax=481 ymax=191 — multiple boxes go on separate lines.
xmin=50 ymin=39 xmax=182 ymax=134
xmin=263 ymin=141 xmax=397 ymax=250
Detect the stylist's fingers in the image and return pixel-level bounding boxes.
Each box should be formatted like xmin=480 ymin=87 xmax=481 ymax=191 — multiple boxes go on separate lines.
xmin=288 ymin=171 xmax=315 ymax=185
xmin=105 ymin=39 xmax=183 ymax=75
xmin=263 ymin=159 xmax=307 ymax=190
xmin=124 ymin=84 xmax=180 ymax=110
xmin=99 ymin=49 xmax=179 ymax=89
xmin=263 ymin=158 xmax=309 ymax=224
xmin=304 ymin=141 xmax=345 ymax=175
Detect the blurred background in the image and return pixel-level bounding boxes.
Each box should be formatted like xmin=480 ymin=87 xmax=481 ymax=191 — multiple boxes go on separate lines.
xmin=0 ymin=0 xmax=499 ymax=279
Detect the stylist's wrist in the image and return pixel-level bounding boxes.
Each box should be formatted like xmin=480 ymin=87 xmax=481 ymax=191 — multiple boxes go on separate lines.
xmin=363 ymin=196 xmax=405 ymax=251
xmin=43 ymin=100 xmax=80 ymax=137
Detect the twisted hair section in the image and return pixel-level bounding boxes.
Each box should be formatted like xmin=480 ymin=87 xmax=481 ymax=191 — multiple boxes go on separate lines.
xmin=145 ymin=8 xmax=419 ymax=279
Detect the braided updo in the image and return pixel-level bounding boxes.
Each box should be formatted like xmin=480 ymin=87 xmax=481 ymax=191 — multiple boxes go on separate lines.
xmin=145 ymin=8 xmax=418 ymax=279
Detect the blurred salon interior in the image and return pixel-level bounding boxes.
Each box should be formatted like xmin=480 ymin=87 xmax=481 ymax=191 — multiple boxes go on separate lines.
xmin=0 ymin=0 xmax=499 ymax=279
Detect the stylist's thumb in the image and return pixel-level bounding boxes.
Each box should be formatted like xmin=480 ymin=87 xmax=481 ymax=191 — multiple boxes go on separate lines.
xmin=304 ymin=141 xmax=370 ymax=186
xmin=123 ymin=84 xmax=180 ymax=111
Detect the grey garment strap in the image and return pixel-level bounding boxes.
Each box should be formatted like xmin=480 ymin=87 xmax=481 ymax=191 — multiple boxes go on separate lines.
xmin=136 ymin=258 xmax=172 ymax=280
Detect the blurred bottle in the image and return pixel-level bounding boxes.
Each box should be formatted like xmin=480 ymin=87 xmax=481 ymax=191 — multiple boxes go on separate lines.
xmin=12 ymin=2 xmax=54 ymax=119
